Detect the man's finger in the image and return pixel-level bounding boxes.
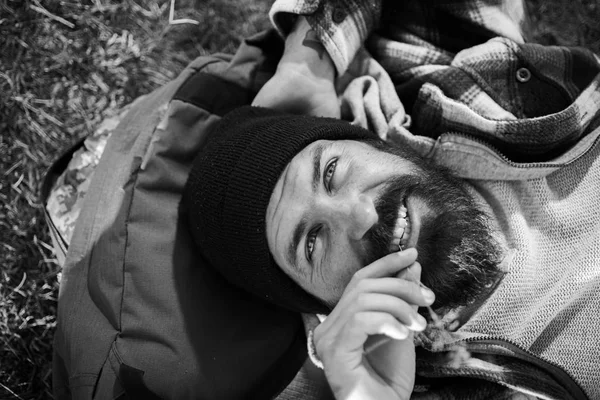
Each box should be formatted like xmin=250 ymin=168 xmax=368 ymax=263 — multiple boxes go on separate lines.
xmin=339 ymin=311 xmax=411 ymax=355
xmin=354 ymin=275 xmax=434 ymax=307
xmin=352 ymin=248 xmax=418 ymax=282
xmin=351 ymin=293 xmax=427 ymax=331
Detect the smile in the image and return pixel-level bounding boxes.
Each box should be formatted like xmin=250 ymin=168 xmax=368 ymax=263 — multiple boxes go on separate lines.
xmin=390 ymin=199 xmax=411 ymax=252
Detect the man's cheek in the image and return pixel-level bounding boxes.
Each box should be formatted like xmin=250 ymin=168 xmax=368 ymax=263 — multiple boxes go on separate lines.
xmin=338 ymin=261 xmax=363 ymax=292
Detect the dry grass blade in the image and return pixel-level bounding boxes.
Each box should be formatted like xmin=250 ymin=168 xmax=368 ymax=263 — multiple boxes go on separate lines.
xmin=169 ymin=0 xmax=199 ymax=25
xmin=0 ymin=382 xmax=25 ymax=400
xmin=29 ymin=1 xmax=75 ymax=29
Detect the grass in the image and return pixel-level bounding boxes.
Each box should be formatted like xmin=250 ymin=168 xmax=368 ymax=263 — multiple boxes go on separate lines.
xmin=0 ymin=0 xmax=598 ymax=398
xmin=0 ymin=0 xmax=271 ymax=397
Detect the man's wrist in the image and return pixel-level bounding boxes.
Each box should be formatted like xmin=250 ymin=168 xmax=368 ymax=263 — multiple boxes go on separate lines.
xmin=279 ymin=16 xmax=336 ymax=82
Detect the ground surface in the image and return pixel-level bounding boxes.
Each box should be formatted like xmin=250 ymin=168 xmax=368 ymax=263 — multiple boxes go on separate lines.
xmin=0 ymin=0 xmax=598 ymax=398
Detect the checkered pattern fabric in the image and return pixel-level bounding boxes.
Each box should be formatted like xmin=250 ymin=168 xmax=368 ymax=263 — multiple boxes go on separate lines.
xmin=271 ymin=0 xmax=530 ymax=73
xmin=271 ymin=0 xmax=600 ymax=162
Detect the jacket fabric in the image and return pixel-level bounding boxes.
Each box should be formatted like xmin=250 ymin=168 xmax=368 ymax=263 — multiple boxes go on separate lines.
xmin=270 ymin=0 xmax=600 ymax=399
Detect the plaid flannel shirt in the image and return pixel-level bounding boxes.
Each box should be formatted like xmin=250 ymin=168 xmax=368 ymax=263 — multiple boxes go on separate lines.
xmin=271 ymin=0 xmax=600 ymax=164
xmin=270 ymin=1 xmax=600 ymax=399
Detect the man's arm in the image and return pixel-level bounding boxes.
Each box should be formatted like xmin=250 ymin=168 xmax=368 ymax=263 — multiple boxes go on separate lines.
xmin=269 ymin=0 xmax=383 ymax=76
xmin=252 ymin=16 xmax=339 ymax=117
xmin=253 ymin=0 xmax=382 ymax=116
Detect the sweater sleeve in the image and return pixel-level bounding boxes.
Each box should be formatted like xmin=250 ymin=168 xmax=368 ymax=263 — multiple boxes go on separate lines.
xmin=269 ymin=0 xmax=382 ymax=75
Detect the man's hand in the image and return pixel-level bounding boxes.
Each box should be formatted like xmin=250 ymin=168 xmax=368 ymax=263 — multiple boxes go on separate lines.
xmin=252 ymin=17 xmax=339 ymax=118
xmin=252 ymin=65 xmax=340 ymax=118
xmin=313 ymin=249 xmax=435 ymax=400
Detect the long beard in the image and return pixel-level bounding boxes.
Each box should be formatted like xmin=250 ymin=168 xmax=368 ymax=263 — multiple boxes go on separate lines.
xmin=363 ymin=139 xmax=503 ymax=311
xmin=415 ymin=180 xmax=503 ymax=311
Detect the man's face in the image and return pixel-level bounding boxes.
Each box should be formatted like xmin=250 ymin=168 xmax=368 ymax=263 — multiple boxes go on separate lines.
xmin=266 ymin=139 xmax=502 ymax=310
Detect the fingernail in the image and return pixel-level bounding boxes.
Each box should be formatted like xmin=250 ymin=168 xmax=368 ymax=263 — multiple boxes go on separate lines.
xmin=411 ymin=314 xmax=427 ymax=331
xmin=420 ymin=286 xmax=435 ymax=303
xmin=382 ymin=325 xmax=408 ymax=341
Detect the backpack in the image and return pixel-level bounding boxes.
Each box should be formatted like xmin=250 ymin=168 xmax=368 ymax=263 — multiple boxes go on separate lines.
xmin=46 ymin=30 xmax=312 ymax=399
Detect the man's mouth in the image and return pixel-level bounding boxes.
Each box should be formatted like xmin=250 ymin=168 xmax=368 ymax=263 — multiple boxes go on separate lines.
xmin=390 ymin=199 xmax=411 ymax=252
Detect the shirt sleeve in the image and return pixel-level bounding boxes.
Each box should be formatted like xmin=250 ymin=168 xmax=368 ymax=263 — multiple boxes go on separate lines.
xmin=269 ymin=0 xmax=382 ymax=75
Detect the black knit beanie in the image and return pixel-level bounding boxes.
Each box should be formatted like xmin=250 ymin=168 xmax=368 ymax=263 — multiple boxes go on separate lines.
xmin=182 ymin=106 xmax=376 ymax=314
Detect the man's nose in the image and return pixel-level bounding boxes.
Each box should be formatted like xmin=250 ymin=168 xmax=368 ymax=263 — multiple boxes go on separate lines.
xmin=332 ymin=194 xmax=378 ymax=240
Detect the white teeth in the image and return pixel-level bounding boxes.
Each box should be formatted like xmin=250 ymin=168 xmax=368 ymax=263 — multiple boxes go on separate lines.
xmin=390 ymin=203 xmax=410 ymax=252
xmin=394 ymin=218 xmax=406 ymax=238
xmin=401 ymin=217 xmax=411 ymax=245
xmin=399 ymin=206 xmax=407 ymax=218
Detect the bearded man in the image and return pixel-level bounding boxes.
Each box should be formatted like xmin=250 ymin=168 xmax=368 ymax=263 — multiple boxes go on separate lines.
xmin=183 ymin=1 xmax=600 ymax=399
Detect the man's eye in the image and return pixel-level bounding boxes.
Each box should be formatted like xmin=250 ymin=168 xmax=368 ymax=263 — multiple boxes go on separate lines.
xmin=323 ymin=158 xmax=338 ymax=191
xmin=306 ymin=228 xmax=319 ymax=261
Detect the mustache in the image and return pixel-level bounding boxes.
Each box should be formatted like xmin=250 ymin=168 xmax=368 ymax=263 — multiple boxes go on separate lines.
xmin=362 ymin=175 xmax=421 ymax=265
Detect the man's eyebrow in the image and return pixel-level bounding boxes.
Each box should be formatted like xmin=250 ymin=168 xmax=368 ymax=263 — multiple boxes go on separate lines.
xmin=286 ymin=217 xmax=307 ymax=270
xmin=286 ymin=143 xmax=325 ymax=271
xmin=312 ymin=143 xmax=325 ymax=192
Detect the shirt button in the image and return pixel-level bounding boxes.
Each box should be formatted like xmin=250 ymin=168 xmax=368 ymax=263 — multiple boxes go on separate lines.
xmin=332 ymin=7 xmax=346 ymax=23
xmin=516 ymin=67 xmax=531 ymax=83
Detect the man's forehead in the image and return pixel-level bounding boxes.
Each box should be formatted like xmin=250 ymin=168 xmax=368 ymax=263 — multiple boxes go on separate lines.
xmin=295 ymin=138 xmax=372 ymax=160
